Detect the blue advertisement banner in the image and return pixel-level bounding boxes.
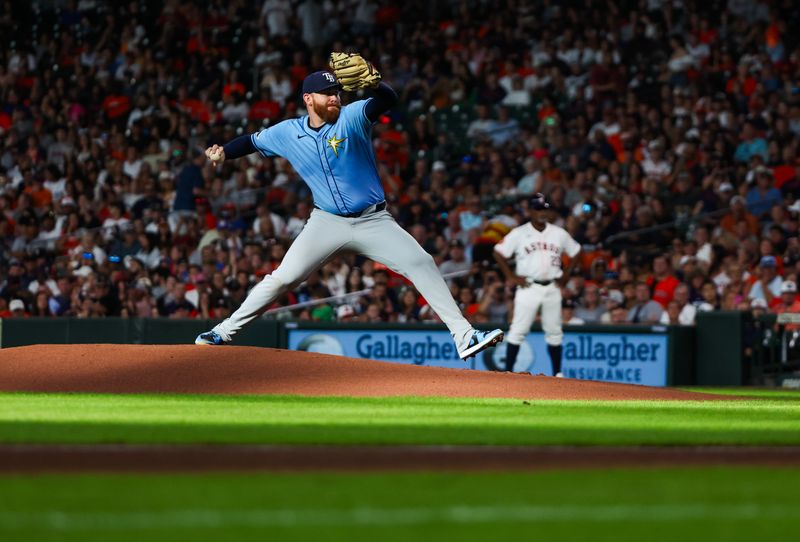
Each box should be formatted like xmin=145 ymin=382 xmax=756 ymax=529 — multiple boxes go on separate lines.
xmin=492 ymin=332 xmax=669 ymax=387
xmin=288 ymin=329 xmax=468 ymax=369
xmin=287 ymin=328 xmax=669 ymax=386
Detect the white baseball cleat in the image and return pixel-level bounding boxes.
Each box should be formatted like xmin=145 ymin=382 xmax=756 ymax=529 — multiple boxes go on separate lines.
xmin=459 ymin=329 xmax=504 ymax=360
xmin=195 ymin=331 xmax=226 ymax=345
xmin=555 ymin=372 xmax=564 ymax=378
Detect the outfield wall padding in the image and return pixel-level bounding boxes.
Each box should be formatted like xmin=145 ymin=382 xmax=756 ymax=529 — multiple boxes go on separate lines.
xmin=694 ymin=311 xmax=745 ymax=386
xmin=0 ymin=317 xmax=280 ymax=349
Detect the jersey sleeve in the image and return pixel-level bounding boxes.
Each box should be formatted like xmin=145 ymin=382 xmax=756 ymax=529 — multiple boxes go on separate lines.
xmin=342 ymin=99 xmax=373 ymax=133
xmin=251 ymin=124 xmax=284 ymax=157
xmin=493 ymin=229 xmax=517 ymax=259
xmin=563 ymin=230 xmax=581 ymax=258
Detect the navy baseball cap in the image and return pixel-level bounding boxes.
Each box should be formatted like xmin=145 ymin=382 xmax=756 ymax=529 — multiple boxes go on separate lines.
xmin=759 ymin=255 xmax=777 ymax=268
xmin=529 ymin=192 xmax=550 ymax=210
xmin=302 ymin=71 xmax=342 ymax=94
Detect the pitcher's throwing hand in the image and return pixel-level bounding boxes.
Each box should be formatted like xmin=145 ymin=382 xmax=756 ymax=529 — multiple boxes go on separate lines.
xmin=205 ymin=145 xmax=225 ymax=164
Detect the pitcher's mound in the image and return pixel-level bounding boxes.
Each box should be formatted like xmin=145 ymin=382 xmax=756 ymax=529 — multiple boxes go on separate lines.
xmin=0 ymin=344 xmax=724 ymax=401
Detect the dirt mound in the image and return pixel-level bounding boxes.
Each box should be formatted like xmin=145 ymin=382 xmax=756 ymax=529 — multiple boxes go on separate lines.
xmin=0 ymin=344 xmax=726 ymax=401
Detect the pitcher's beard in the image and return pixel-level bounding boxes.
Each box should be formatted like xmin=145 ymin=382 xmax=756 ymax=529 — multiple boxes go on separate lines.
xmin=313 ymin=102 xmax=341 ymax=123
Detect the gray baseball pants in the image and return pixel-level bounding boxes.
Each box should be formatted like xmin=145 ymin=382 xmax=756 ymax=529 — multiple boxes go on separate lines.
xmin=212 ymin=208 xmax=474 ymax=351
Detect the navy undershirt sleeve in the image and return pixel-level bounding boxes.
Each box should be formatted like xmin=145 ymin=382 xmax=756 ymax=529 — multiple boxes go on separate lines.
xmin=364 ymin=82 xmax=399 ymax=123
xmin=222 ymin=134 xmax=257 ymax=159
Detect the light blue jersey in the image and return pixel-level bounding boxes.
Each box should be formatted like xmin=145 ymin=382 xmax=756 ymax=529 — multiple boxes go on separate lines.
xmin=251 ymin=99 xmax=385 ymax=215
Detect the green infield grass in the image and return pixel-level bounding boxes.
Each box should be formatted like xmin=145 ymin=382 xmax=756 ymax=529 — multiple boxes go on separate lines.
xmin=0 ymin=389 xmax=798 ymax=446
xmin=1 ymin=468 xmax=797 ymax=541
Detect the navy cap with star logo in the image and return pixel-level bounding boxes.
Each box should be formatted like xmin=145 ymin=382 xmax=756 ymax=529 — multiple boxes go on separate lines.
xmin=302 ymin=71 xmax=342 ymax=94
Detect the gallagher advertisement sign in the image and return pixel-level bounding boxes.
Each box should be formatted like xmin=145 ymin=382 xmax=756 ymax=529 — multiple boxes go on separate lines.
xmin=287 ymin=328 xmax=669 ymax=387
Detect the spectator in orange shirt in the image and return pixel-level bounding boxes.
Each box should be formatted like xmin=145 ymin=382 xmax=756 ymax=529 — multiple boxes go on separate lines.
xmin=650 ymin=255 xmax=680 ymax=308
xmin=579 ymin=220 xmax=612 ymax=274
xmin=726 ymin=63 xmax=757 ymax=98
xmin=23 ymin=176 xmax=53 ymax=210
xmin=222 ymin=70 xmax=246 ymax=98
xmin=289 ymin=51 xmax=310 ymax=88
xmin=772 ymin=147 xmax=797 ymax=189
xmin=101 ymin=91 xmax=131 ymax=121
xmin=720 ymin=195 xmax=759 ymax=236
xmin=772 ymin=280 xmax=800 ymax=331
xmin=4 ymin=299 xmax=28 ymax=318
xmin=771 ymin=280 xmax=800 ymax=313
xmin=249 ymin=87 xmax=281 ymax=122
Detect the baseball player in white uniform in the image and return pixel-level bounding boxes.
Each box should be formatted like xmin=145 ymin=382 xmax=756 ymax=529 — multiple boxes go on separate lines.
xmin=493 ymin=193 xmax=582 ymax=375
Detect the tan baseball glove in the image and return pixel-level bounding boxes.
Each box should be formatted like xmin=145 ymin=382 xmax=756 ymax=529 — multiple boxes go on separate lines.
xmin=329 ymin=52 xmax=382 ymax=91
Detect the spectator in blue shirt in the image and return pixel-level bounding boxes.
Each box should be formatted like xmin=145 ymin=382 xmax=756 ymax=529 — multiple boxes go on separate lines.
xmin=746 ymin=167 xmax=783 ymax=218
xmin=734 ymin=121 xmax=769 ymax=163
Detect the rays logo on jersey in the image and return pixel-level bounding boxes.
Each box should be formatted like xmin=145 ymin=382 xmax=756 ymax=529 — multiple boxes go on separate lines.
xmin=326 ymin=135 xmax=346 ymax=156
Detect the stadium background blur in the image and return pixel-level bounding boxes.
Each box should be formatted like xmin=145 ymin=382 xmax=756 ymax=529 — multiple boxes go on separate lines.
xmin=1 ymin=0 xmax=799 ymax=331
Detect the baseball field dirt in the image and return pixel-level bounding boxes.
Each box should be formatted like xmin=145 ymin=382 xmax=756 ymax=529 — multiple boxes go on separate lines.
xmin=2 ymin=444 xmax=799 ymax=473
xmin=0 ymin=344 xmax=726 ymax=400
xmin=5 ymin=343 xmax=791 ymax=473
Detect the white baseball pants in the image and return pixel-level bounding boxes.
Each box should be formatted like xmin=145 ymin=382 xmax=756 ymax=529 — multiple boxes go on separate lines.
xmin=213 ymin=208 xmax=474 ymax=350
xmin=507 ymin=282 xmax=563 ymax=346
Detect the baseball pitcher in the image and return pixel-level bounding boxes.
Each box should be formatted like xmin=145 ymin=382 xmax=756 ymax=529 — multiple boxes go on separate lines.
xmin=493 ymin=193 xmax=581 ymax=375
xmin=196 ymin=53 xmax=503 ymax=360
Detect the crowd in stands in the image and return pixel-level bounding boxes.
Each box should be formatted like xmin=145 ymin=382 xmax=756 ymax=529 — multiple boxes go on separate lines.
xmin=2 ymin=0 xmax=800 ymax=329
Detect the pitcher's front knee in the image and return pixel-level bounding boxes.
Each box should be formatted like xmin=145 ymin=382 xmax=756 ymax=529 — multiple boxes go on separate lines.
xmin=257 ymin=273 xmax=290 ymax=294
xmin=420 ymin=252 xmax=441 ymax=272
xmin=272 ymin=263 xmax=314 ymax=290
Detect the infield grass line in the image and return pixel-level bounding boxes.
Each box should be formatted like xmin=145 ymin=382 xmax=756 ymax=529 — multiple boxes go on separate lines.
xmin=1 ymin=392 xmax=799 ymax=446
